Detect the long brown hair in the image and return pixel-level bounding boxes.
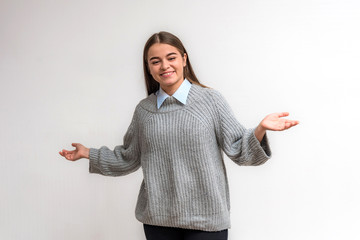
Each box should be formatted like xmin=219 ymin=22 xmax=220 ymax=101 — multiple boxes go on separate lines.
xmin=143 ymin=31 xmax=206 ymax=95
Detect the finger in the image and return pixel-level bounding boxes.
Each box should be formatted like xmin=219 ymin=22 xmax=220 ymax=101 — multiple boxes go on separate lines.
xmin=284 ymin=122 xmax=292 ymax=129
xmin=64 ymin=153 xmax=74 ymax=161
xmin=61 ymin=149 xmax=73 ymax=154
xmin=292 ymin=120 xmax=300 ymax=126
xmin=285 ymin=120 xmax=299 ymax=129
xmin=278 ymin=112 xmax=289 ymax=118
xmin=72 ymin=143 xmax=80 ymax=148
xmin=287 ymin=120 xmax=299 ymax=126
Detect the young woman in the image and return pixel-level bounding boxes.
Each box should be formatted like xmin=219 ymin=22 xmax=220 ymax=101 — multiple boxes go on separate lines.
xmin=59 ymin=31 xmax=299 ymax=240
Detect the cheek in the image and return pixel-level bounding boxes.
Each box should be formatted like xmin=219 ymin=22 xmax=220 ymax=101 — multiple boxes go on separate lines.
xmin=179 ymin=63 xmax=185 ymax=71
xmin=148 ymin=66 xmax=156 ymax=76
xmin=175 ymin=62 xmax=183 ymax=70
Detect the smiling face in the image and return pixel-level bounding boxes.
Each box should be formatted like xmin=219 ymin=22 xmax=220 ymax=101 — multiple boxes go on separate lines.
xmin=147 ymin=43 xmax=187 ymax=95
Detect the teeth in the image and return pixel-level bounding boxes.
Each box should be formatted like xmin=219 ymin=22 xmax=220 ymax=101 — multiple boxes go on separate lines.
xmin=161 ymin=72 xmax=173 ymax=76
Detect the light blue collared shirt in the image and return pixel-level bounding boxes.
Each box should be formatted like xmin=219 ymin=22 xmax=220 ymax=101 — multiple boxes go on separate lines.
xmin=156 ymin=79 xmax=192 ymax=109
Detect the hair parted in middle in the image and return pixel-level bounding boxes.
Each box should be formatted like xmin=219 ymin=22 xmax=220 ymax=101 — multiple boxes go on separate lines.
xmin=143 ymin=31 xmax=207 ymax=95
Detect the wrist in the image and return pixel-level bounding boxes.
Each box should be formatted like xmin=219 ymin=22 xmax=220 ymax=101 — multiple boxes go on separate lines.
xmin=84 ymin=148 xmax=90 ymax=159
xmin=255 ymin=124 xmax=266 ymax=142
xmin=256 ymin=123 xmax=266 ymax=133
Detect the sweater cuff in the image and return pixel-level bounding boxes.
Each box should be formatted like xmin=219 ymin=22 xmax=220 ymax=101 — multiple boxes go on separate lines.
xmin=89 ymin=148 xmax=101 ymax=174
xmin=259 ymin=132 xmax=272 ymax=157
xmin=250 ymin=128 xmax=272 ymax=160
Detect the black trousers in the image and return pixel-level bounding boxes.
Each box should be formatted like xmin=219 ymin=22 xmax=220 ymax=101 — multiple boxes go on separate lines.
xmin=143 ymin=224 xmax=228 ymax=240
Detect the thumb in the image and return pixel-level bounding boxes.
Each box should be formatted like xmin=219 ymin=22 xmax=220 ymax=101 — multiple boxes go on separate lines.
xmin=277 ymin=112 xmax=289 ymax=118
xmin=71 ymin=143 xmax=82 ymax=149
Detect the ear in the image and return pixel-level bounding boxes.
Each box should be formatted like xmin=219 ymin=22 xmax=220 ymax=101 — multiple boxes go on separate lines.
xmin=183 ymin=53 xmax=187 ymax=67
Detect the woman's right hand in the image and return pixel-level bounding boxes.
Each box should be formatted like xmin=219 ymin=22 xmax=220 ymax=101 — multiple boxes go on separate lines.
xmin=59 ymin=143 xmax=90 ymax=161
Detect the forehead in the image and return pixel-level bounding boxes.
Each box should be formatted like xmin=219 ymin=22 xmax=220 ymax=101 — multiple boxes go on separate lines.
xmin=147 ymin=43 xmax=181 ymax=59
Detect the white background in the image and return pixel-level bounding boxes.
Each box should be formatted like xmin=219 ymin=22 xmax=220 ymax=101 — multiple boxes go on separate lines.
xmin=1 ymin=0 xmax=359 ymax=239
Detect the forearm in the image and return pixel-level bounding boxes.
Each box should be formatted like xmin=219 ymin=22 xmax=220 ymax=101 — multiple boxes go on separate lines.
xmin=89 ymin=146 xmax=141 ymax=176
xmin=254 ymin=124 xmax=266 ymax=143
xmin=224 ymin=128 xmax=271 ymax=166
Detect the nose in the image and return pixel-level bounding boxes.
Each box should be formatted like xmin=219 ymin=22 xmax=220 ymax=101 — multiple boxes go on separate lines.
xmin=160 ymin=60 xmax=170 ymax=70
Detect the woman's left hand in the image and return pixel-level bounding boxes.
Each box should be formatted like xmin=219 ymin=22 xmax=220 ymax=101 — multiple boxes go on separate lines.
xmin=255 ymin=112 xmax=299 ymax=142
xmin=260 ymin=112 xmax=299 ymax=131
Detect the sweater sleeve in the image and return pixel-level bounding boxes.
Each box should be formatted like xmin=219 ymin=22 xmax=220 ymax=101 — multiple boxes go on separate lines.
xmin=88 ymin=110 xmax=141 ymax=176
xmin=210 ymin=90 xmax=271 ymax=166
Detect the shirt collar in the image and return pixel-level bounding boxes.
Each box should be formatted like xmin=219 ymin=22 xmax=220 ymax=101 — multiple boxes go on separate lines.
xmin=156 ymin=79 xmax=192 ymax=109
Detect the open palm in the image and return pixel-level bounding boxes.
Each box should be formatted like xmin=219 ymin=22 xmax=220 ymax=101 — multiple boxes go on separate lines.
xmin=59 ymin=143 xmax=89 ymax=161
xmin=261 ymin=112 xmax=299 ymax=131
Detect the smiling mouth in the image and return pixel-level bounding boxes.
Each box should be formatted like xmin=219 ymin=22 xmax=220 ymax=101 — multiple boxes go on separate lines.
xmin=160 ymin=71 xmax=175 ymax=77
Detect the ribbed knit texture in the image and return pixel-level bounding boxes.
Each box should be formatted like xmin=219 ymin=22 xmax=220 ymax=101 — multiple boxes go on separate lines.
xmin=89 ymin=84 xmax=271 ymax=231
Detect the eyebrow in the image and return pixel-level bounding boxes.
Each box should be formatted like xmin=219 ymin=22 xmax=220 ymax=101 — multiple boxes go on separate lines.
xmin=149 ymin=52 xmax=177 ymax=61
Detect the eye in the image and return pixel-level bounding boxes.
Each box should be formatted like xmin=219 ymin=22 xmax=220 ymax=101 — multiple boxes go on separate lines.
xmin=168 ymin=57 xmax=176 ymax=61
xmin=151 ymin=61 xmax=160 ymax=65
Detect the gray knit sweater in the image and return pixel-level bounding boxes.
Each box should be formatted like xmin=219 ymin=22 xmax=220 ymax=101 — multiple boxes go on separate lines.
xmin=89 ymin=84 xmax=271 ymax=231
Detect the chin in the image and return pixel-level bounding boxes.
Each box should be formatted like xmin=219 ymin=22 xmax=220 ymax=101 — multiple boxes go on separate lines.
xmin=159 ymin=78 xmax=177 ymax=85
